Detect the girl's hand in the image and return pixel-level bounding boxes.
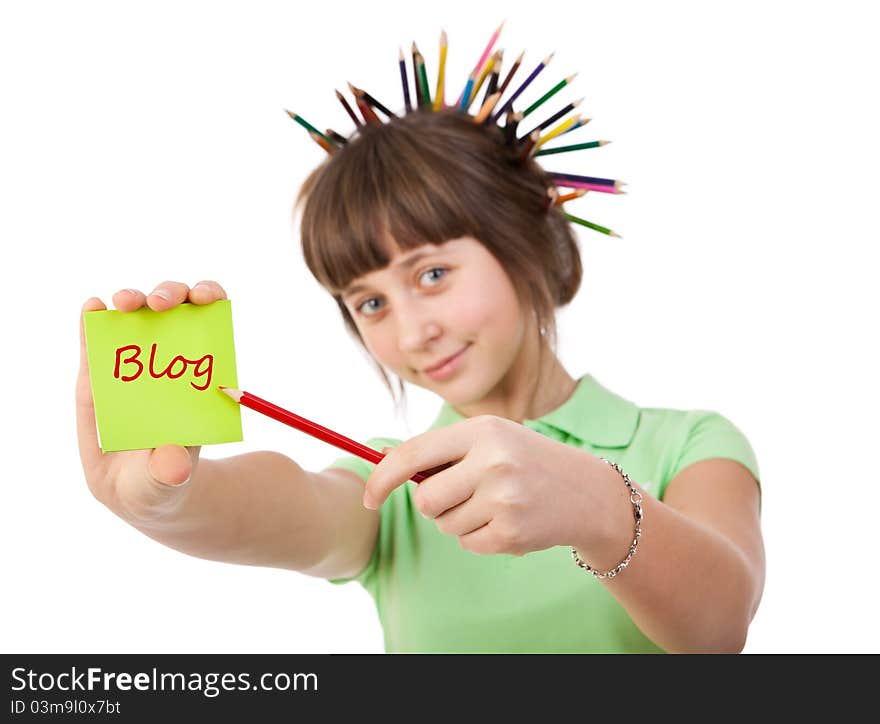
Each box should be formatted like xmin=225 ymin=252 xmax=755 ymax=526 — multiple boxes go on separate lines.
xmin=76 ymin=280 xmax=227 ymax=527
xmin=362 ymin=415 xmax=618 ymax=557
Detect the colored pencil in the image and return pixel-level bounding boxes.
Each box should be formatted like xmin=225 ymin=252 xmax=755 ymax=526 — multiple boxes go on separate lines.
xmin=473 ymin=91 xmax=502 ymax=124
xmin=465 ymin=51 xmax=497 ymax=112
xmin=335 ymin=89 xmax=362 ymax=128
xmin=456 ymin=19 xmax=504 ymax=106
xmin=309 ymin=131 xmax=336 ymax=154
xmin=555 ymin=188 xmax=588 ymax=204
xmin=518 ymin=130 xmax=540 ymax=162
xmin=285 ymin=110 xmax=333 ymax=144
xmin=535 ymin=140 xmax=608 ymax=157
xmin=536 ymin=113 xmax=580 ymax=147
xmin=495 ymin=49 xmax=524 ymax=104
xmin=349 ymin=82 xmax=397 ymax=119
xmin=411 ymin=42 xmax=423 ymax=107
xmin=416 ymin=48 xmax=431 ymax=107
xmin=504 ymin=109 xmax=522 ymax=145
xmin=480 ymin=49 xmax=502 ymax=109
xmin=459 ymin=71 xmax=476 ymax=111
xmin=399 ymin=46 xmax=412 ymax=113
xmin=562 ymin=213 xmax=621 ymax=237
xmin=492 ymin=52 xmax=555 ymax=123
xmin=326 ymin=128 xmax=349 ymax=145
xmin=219 ymin=387 xmax=449 ymax=483
xmin=522 ymin=73 xmax=577 ymax=118
xmin=433 ymin=30 xmax=448 ymax=111
xmin=518 ymin=98 xmax=582 ymax=141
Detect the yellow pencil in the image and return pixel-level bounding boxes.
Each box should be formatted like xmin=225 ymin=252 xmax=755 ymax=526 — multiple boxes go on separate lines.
xmin=433 ymin=29 xmax=448 ymax=111
xmin=536 ymin=114 xmax=581 ymax=147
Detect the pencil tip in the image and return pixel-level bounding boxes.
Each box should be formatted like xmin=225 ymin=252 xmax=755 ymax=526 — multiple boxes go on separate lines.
xmin=610 ymin=231 xmax=622 ymax=238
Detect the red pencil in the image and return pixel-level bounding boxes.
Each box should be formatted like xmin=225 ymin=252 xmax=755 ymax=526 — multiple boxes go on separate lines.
xmin=219 ymin=386 xmax=449 ymax=483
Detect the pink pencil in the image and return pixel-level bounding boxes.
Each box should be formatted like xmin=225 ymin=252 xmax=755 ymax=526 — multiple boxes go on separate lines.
xmin=456 ymin=20 xmax=505 ymax=106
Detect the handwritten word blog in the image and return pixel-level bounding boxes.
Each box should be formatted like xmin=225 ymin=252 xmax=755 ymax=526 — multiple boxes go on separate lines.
xmin=114 ymin=344 xmax=214 ymax=391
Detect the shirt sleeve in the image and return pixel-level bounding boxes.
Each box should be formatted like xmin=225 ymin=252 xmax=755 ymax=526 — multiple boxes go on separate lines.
xmin=321 ymin=436 xmax=402 ymax=587
xmin=657 ymin=410 xmax=761 ymax=509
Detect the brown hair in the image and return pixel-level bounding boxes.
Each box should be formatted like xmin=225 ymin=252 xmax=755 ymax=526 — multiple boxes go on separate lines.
xmin=294 ymin=107 xmax=583 ymax=412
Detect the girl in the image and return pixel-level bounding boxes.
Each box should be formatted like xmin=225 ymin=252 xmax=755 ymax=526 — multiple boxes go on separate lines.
xmin=76 ymin=71 xmax=763 ymax=656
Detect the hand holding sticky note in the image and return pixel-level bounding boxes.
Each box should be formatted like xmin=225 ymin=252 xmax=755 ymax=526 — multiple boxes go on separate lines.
xmin=83 ymin=300 xmax=242 ymax=451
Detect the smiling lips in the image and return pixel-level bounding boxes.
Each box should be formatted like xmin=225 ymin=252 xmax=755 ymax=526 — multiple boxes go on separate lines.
xmin=423 ymin=345 xmax=469 ymax=374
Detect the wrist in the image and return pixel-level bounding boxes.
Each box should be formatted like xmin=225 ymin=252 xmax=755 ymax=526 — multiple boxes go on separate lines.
xmin=571 ymin=457 xmax=644 ymax=579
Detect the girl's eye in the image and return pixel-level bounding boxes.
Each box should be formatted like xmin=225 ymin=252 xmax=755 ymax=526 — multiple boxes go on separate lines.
xmin=356 ymin=297 xmax=384 ymax=317
xmin=420 ymin=267 xmax=448 ymax=285
xmin=354 ymin=267 xmax=449 ymax=318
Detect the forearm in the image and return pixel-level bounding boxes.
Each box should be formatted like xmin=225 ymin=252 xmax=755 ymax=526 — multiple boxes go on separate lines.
xmin=573 ymin=467 xmax=759 ymax=654
xmin=132 ymin=451 xmax=330 ymax=572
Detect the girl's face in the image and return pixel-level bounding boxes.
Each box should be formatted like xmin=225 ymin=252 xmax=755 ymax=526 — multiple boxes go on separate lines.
xmin=341 ymin=236 xmax=530 ymax=408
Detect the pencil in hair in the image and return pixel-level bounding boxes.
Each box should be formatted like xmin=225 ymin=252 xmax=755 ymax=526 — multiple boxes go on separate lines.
xmin=466 ymin=51 xmax=497 ymax=112
xmin=456 ymin=19 xmax=504 ymax=106
xmin=416 ymin=49 xmax=432 ymax=108
xmin=536 ymin=113 xmax=580 ymax=147
xmin=326 ymin=128 xmax=349 ymax=145
xmin=335 ymin=89 xmax=363 ymax=128
xmin=557 ymin=116 xmax=589 ymax=138
xmin=534 ymin=140 xmax=608 ymax=157
xmin=348 ymin=84 xmax=381 ymax=125
xmin=433 ymin=30 xmax=448 ymax=111
xmin=459 ymin=70 xmax=476 ymax=111
xmin=563 ymin=212 xmax=621 ymax=237
xmin=518 ymin=129 xmax=540 ymax=162
xmin=350 ymin=82 xmax=398 ymax=119
xmin=495 ymin=49 xmax=524 ymax=103
xmin=399 ymin=46 xmax=413 ymax=113
xmin=504 ymin=109 xmax=522 ymax=146
xmin=473 ymin=91 xmax=502 ymax=124
xmin=554 ymin=188 xmax=588 ymax=204
xmin=309 ymin=130 xmax=336 ymax=155
xmin=411 ymin=42 xmax=423 ymax=107
xmin=493 ymin=51 xmax=555 ymax=124
xmin=285 ymin=110 xmax=333 ymax=144
xmin=549 ymin=171 xmax=625 ymax=194
xmin=480 ymin=49 xmax=502 ymax=109
xmin=518 ymin=98 xmax=582 ymax=141
xmin=542 ymin=186 xmax=559 ymax=211
xmin=522 ymin=73 xmax=577 ymax=118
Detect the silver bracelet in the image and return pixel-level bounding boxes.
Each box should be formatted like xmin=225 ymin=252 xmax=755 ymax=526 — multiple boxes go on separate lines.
xmin=571 ymin=457 xmax=643 ymax=580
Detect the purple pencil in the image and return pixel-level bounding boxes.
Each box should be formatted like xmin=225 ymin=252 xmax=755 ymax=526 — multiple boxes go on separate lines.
xmin=492 ymin=52 xmax=554 ymax=123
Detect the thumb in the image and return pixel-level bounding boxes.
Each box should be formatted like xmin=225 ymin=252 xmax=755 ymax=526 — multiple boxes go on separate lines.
xmin=147 ymin=445 xmax=194 ymax=487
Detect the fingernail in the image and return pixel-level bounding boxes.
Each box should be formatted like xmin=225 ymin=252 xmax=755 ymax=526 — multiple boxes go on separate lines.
xmin=193 ymin=283 xmax=210 ymax=293
xmin=362 ymin=495 xmax=374 ymax=509
xmin=150 ymin=289 xmax=170 ymax=301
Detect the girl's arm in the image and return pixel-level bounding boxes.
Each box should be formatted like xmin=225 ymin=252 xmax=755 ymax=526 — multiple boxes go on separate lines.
xmin=574 ymin=456 xmax=764 ymax=654
xmin=131 ymin=452 xmax=379 ymax=577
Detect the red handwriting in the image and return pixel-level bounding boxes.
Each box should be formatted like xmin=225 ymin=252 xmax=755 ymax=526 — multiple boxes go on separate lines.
xmin=114 ymin=343 xmax=214 ymax=391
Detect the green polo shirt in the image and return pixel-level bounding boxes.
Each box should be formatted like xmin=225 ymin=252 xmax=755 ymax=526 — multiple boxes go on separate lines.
xmin=324 ymin=373 xmax=761 ymax=653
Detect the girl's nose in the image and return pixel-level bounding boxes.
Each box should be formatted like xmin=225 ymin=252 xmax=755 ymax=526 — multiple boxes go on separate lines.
xmin=397 ymin=306 xmax=442 ymax=353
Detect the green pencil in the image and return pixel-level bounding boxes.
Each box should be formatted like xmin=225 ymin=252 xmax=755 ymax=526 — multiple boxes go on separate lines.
xmin=522 ymin=73 xmax=577 ymax=118
xmin=535 ymin=140 xmax=609 ymax=157
xmin=563 ymin=212 xmax=620 ymax=237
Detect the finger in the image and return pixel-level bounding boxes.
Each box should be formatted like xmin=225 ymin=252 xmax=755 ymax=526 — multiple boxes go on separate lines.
xmin=410 ymin=462 xmax=477 ymax=520
xmin=76 ymin=297 xmax=107 ymax=467
xmin=433 ymin=492 xmax=491 ymax=537
xmin=146 ymin=281 xmax=190 ymax=311
xmin=111 ymin=288 xmax=147 ymax=312
xmin=363 ymin=421 xmax=474 ymax=509
xmin=456 ymin=520 xmax=499 ymax=556
xmin=188 ymin=280 xmax=228 ymax=305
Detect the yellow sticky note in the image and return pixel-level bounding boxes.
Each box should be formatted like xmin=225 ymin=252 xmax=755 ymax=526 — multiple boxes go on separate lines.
xmin=83 ymin=300 xmax=242 ymax=451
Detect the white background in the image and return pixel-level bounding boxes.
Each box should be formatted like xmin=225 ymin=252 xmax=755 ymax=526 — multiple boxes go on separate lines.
xmin=1 ymin=0 xmax=877 ymax=653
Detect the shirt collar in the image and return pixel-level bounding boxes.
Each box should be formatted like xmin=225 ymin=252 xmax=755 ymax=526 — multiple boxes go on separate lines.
xmin=427 ymin=373 xmax=640 ymax=448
